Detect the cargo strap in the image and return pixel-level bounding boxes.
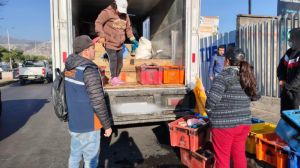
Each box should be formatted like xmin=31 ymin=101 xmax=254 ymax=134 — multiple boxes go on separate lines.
xmin=225 ymin=75 xmax=239 ymax=92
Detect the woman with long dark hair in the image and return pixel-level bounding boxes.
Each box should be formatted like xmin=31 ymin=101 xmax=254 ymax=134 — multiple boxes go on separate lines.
xmin=95 ymin=0 xmax=139 ymax=86
xmin=205 ymin=47 xmax=261 ymax=168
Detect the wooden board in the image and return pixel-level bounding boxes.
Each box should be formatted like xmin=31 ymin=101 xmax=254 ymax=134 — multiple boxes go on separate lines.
xmin=104 ymin=71 xmax=137 ymax=83
xmin=104 ymin=82 xmax=185 ymax=90
xmin=93 ymin=59 xmax=172 ymax=72
xmin=94 ymin=43 xmax=134 ymax=59
xmin=95 ymin=51 xmax=106 ymax=59
xmin=95 ymin=43 xmax=106 ymax=53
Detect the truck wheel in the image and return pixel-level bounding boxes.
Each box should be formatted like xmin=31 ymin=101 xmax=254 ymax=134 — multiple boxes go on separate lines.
xmin=20 ymin=80 xmax=26 ymax=85
xmin=43 ymin=78 xmax=49 ymax=84
xmin=43 ymin=74 xmax=50 ymax=84
xmin=49 ymin=74 xmax=53 ymax=82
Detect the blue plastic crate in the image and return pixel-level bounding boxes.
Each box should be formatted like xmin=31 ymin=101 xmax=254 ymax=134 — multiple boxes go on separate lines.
xmin=283 ymin=110 xmax=300 ymax=127
xmin=284 ymin=147 xmax=300 ymax=168
xmin=251 ymin=117 xmax=266 ymax=124
xmin=275 ymin=110 xmax=300 ymax=153
xmin=194 ymin=113 xmax=208 ymax=118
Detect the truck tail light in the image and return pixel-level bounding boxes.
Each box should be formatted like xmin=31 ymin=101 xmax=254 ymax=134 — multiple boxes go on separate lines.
xmin=192 ymin=53 xmax=195 ymax=63
xmin=167 ymin=98 xmax=184 ymax=106
xmin=17 ymin=69 xmax=19 ymax=75
xmin=42 ymin=68 xmax=45 ymax=75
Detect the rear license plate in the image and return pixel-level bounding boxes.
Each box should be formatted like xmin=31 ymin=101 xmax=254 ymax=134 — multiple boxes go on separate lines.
xmin=28 ymin=75 xmax=35 ymax=79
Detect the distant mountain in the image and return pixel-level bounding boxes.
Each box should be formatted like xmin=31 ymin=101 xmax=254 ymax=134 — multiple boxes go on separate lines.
xmin=0 ymin=35 xmax=42 ymax=44
xmin=0 ymin=36 xmax=52 ymax=58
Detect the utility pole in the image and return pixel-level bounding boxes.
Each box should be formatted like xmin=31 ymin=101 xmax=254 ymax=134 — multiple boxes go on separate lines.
xmin=7 ymin=29 xmax=12 ymax=69
xmin=249 ymin=0 xmax=252 ymax=15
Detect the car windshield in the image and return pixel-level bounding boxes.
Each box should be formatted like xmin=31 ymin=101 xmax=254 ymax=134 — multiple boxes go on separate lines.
xmin=25 ymin=61 xmax=44 ymax=67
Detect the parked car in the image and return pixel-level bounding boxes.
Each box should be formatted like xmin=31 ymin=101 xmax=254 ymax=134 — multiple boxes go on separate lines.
xmin=0 ymin=64 xmax=9 ymax=72
xmin=0 ymin=89 xmax=2 ymax=118
xmin=18 ymin=60 xmax=53 ymax=85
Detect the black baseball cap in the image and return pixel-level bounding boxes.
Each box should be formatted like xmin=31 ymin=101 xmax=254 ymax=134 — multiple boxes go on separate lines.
xmin=73 ymin=35 xmax=99 ymax=54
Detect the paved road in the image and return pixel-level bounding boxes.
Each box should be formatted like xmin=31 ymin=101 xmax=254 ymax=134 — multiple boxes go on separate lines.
xmin=0 ymin=81 xmax=184 ymax=168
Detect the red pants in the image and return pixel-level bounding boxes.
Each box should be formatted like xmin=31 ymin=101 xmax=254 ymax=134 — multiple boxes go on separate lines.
xmin=212 ymin=125 xmax=251 ymax=168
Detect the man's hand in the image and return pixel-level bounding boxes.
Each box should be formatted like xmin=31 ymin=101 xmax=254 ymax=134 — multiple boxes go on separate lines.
xmin=104 ymin=127 xmax=112 ymax=137
xmin=209 ymin=77 xmax=213 ymax=81
xmin=98 ymin=38 xmax=106 ymax=47
xmin=279 ymin=80 xmax=286 ymax=86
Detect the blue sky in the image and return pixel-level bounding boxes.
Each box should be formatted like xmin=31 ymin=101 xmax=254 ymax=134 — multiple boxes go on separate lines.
xmin=0 ymin=0 xmax=51 ymax=42
xmin=201 ymin=0 xmax=277 ymax=33
xmin=0 ymin=0 xmax=277 ymax=42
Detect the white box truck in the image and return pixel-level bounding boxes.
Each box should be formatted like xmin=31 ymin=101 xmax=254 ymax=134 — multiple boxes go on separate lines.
xmin=50 ymin=0 xmax=201 ymax=125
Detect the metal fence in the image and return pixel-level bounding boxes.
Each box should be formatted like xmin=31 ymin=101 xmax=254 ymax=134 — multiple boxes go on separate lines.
xmin=199 ymin=31 xmax=236 ymax=90
xmin=239 ymin=12 xmax=300 ymax=98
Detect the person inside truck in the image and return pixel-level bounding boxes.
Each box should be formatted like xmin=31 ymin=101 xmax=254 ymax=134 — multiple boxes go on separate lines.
xmin=95 ymin=0 xmax=139 ymax=86
xmin=205 ymin=48 xmax=261 ymax=168
xmin=208 ymin=45 xmax=225 ymax=81
xmin=277 ymin=28 xmax=300 ymax=116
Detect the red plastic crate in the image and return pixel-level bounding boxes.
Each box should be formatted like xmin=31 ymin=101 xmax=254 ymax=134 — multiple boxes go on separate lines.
xmin=180 ymin=148 xmax=192 ymax=167
xmin=169 ymin=115 xmax=210 ymax=152
xmin=180 ymin=142 xmax=215 ymax=168
xmin=98 ymin=66 xmax=106 ymax=86
xmin=135 ymin=65 xmax=162 ymax=85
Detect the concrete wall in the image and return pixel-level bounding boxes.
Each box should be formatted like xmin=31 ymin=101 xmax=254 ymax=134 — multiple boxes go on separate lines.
xmin=2 ymin=71 xmax=18 ymax=80
xmin=236 ymin=14 xmax=277 ymax=47
xmin=149 ymin=0 xmax=185 ymax=59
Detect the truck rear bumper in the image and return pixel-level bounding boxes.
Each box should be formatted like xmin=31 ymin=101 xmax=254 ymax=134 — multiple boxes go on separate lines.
xmin=19 ymin=75 xmax=45 ymax=81
xmin=111 ymin=111 xmax=192 ymax=125
xmin=105 ymin=87 xmax=195 ymax=125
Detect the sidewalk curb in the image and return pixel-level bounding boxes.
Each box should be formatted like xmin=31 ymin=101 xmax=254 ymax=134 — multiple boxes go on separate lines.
xmin=0 ymin=79 xmax=19 ymax=87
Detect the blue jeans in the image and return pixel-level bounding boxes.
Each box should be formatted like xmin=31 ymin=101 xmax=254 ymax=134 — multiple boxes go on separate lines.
xmin=214 ymin=73 xmax=219 ymax=77
xmin=69 ymin=129 xmax=101 ymax=168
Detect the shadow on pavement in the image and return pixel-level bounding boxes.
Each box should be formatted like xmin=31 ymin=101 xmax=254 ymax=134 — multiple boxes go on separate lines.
xmin=9 ymin=80 xmax=53 ymax=87
xmin=98 ymin=130 xmax=143 ymax=168
xmin=152 ymin=123 xmax=182 ymax=160
xmin=0 ymin=99 xmax=49 ymax=141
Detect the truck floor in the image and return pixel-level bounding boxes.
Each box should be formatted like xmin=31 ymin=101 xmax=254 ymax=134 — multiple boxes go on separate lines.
xmin=104 ymin=82 xmax=185 ymax=90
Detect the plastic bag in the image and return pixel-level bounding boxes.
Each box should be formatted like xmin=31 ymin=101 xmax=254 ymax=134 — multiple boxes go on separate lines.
xmin=101 ymin=44 xmax=129 ymax=59
xmin=135 ymin=37 xmax=152 ymax=59
xmin=193 ymin=78 xmax=207 ymax=116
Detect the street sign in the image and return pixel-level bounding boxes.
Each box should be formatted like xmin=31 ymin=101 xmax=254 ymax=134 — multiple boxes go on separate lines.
xmin=199 ymin=16 xmax=219 ymax=39
xmin=277 ymin=0 xmax=300 ymax=16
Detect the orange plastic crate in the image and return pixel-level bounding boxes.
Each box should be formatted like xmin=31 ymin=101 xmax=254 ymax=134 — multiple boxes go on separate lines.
xmin=255 ymin=133 xmax=288 ymax=168
xmin=163 ymin=66 xmax=185 ymax=84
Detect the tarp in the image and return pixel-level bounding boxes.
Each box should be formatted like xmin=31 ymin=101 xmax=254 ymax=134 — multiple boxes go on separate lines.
xmin=193 ymin=78 xmax=207 ymax=116
xmin=101 ymin=43 xmax=129 ymax=59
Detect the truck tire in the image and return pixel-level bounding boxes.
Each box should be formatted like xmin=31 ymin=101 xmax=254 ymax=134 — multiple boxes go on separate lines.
xmin=49 ymin=74 xmax=53 ymax=82
xmin=20 ymin=80 xmax=26 ymax=85
xmin=43 ymin=78 xmax=49 ymax=84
